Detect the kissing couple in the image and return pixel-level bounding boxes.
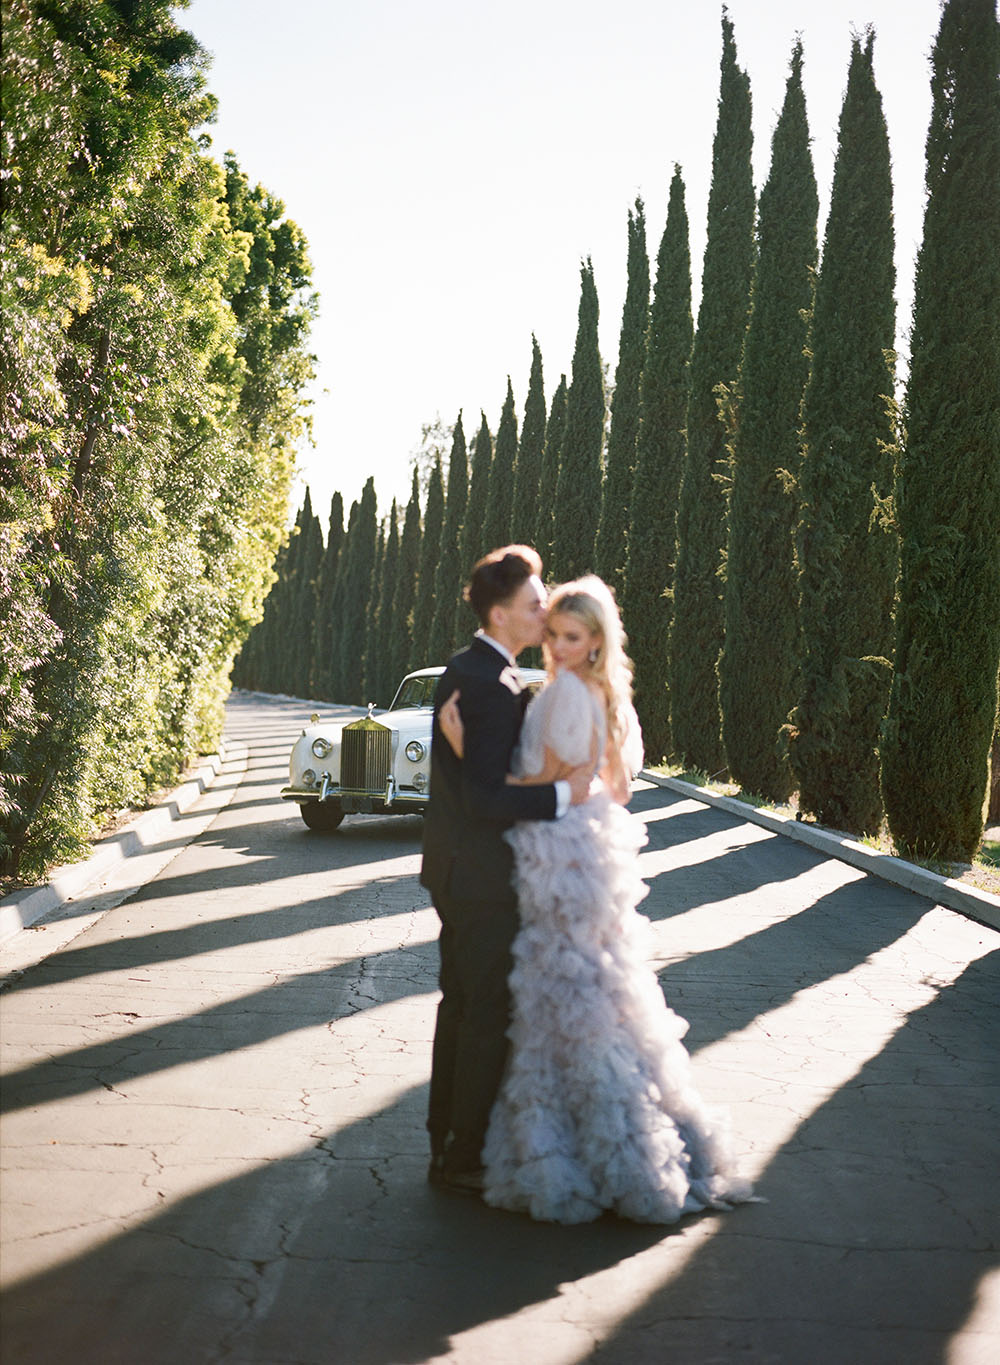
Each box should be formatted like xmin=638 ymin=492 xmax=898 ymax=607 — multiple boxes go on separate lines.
xmin=420 ymin=544 xmax=753 ymax=1224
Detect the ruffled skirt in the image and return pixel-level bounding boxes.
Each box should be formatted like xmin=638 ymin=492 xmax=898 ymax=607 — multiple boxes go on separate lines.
xmin=483 ymin=791 xmax=753 ymax=1225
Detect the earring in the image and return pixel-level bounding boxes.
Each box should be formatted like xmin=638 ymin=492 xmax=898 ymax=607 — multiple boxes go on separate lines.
xmin=588 ymin=648 xmax=598 ymax=663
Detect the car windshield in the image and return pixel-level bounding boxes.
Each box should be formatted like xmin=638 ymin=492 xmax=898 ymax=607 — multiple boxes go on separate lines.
xmin=389 ymin=676 xmax=438 ymax=710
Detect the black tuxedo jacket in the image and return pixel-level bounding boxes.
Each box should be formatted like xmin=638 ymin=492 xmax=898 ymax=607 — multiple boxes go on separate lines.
xmin=420 ymin=637 xmax=557 ymax=906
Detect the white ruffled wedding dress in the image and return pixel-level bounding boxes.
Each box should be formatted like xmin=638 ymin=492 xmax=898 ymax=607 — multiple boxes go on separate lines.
xmin=482 ymin=668 xmax=754 ymax=1225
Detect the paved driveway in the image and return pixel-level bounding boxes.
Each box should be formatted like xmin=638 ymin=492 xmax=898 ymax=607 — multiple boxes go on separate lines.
xmin=2 ymin=692 xmax=998 ymax=1364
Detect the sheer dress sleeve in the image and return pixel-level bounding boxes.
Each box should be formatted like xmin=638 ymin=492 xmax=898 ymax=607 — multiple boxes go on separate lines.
xmin=514 ymin=670 xmax=601 ymax=777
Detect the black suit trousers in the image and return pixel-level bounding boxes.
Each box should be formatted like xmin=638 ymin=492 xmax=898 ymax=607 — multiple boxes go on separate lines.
xmin=427 ymin=888 xmax=519 ymax=1173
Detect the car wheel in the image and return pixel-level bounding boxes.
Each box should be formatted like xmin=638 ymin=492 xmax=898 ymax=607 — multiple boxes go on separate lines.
xmin=299 ymin=800 xmax=345 ymax=831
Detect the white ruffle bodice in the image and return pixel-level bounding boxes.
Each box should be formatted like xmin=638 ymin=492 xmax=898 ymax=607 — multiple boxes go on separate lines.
xmin=484 ymin=674 xmax=752 ymax=1225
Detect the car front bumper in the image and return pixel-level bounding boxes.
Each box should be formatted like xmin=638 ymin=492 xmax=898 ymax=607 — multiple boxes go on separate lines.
xmin=280 ymin=785 xmax=427 ymax=813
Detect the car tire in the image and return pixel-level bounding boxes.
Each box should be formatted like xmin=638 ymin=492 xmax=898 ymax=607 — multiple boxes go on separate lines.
xmin=299 ymin=800 xmax=345 ymax=832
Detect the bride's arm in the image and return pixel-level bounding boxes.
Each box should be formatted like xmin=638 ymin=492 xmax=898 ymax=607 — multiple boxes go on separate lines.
xmin=507 ymin=743 xmax=570 ymax=786
xmin=515 ymin=712 xmax=601 ymax=788
xmin=601 ymin=753 xmax=631 ymax=804
xmin=600 ymin=736 xmax=633 ymax=805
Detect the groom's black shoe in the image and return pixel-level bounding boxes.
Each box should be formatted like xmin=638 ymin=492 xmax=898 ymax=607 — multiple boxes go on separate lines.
xmin=441 ymin=1166 xmax=485 ymax=1194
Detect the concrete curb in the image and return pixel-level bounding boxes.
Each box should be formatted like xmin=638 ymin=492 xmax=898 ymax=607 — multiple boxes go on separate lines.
xmin=0 ymin=743 xmax=248 ymax=944
xmin=640 ymin=769 xmax=1000 ymax=933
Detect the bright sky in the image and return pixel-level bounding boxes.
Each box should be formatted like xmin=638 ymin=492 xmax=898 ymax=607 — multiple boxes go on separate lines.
xmin=182 ymin=0 xmax=944 ymax=524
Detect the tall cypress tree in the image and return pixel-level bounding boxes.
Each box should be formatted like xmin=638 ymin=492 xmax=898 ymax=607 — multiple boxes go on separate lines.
xmin=411 ymin=454 xmax=445 ymax=660
xmin=464 ymin=412 xmax=493 ymax=563
xmin=785 ymin=33 xmax=898 ymax=834
xmin=535 ymin=374 xmax=567 ymax=572
xmin=623 ymin=168 xmax=693 ymax=763
xmin=233 ymin=535 xmax=292 ymax=693
xmin=596 ymin=199 xmax=650 ymax=599
xmin=338 ymin=477 xmax=378 ymax=704
xmin=327 ymin=495 xmax=359 ymax=701
xmin=253 ymin=497 xmax=308 ymax=694
xmin=311 ymin=490 xmax=344 ymax=700
xmin=719 ymin=41 xmax=817 ymax=800
xmin=289 ymin=489 xmax=324 ymax=698
xmin=670 ymin=11 xmax=755 ymax=773
xmin=552 ymin=259 xmax=605 ymax=582
xmin=363 ymin=522 xmax=386 ymax=705
xmin=455 ymin=412 xmax=493 ymax=640
xmin=483 ymin=377 xmax=518 ymax=549
xmin=391 ymin=467 xmax=422 ymax=681
xmin=374 ymin=503 xmax=400 ymax=705
xmin=511 ymin=336 xmax=546 ymax=547
xmin=882 ymin=0 xmax=1000 ymax=860
xmin=232 ymin=532 xmax=289 ymax=692
xmin=429 ymin=412 xmax=467 ymax=662
xmin=229 ymin=602 xmax=259 ymax=690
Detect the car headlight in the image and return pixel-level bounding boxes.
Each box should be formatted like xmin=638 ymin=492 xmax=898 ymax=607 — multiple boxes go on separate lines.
xmin=301 ymin=768 xmax=317 ymax=787
xmin=405 ymin=740 xmax=426 ymax=763
xmin=311 ymin=737 xmax=332 ymax=759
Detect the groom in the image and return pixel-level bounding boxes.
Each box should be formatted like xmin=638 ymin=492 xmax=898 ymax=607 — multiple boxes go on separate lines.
xmin=421 ymin=545 xmax=589 ymax=1190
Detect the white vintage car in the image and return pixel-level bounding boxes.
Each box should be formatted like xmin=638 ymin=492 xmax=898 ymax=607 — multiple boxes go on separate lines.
xmin=282 ymin=665 xmax=547 ymax=830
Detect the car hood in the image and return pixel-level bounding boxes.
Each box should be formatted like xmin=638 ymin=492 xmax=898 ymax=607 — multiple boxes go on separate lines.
xmin=354 ymin=708 xmax=432 ymax=737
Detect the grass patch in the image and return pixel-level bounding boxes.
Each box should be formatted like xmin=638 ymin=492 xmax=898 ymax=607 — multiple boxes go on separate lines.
xmin=858 ymin=828 xmax=1000 ymax=895
xmin=649 ymin=762 xmax=799 ymax=820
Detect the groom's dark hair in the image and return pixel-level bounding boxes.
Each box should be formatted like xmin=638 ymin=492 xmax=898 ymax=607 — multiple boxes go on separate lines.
xmin=465 ymin=544 xmax=543 ymax=626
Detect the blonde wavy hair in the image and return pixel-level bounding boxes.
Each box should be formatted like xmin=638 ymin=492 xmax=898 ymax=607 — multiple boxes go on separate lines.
xmin=544 ymin=575 xmax=634 ymax=750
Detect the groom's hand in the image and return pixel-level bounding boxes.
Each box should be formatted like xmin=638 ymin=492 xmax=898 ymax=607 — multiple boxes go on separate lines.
xmin=567 ymin=764 xmax=595 ymax=805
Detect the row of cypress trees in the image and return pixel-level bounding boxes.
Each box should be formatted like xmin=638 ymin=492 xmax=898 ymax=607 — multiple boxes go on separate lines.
xmin=236 ymin=0 xmax=999 ymax=862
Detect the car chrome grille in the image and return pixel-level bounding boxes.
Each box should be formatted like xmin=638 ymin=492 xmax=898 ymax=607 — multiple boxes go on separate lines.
xmin=341 ymin=725 xmax=391 ymax=792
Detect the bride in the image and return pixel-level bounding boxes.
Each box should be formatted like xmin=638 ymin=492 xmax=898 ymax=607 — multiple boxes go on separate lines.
xmin=440 ymin=575 xmax=753 ymax=1225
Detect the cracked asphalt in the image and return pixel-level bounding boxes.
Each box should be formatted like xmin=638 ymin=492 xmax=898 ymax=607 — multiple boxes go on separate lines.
xmin=2 ymin=691 xmax=998 ymax=1365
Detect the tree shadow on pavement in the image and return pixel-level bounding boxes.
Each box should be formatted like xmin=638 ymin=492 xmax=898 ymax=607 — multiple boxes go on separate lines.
xmin=640 ymin=835 xmax=828 ymax=920
xmin=0 ymin=848 xmax=429 ymax=998
xmin=6 ymin=949 xmax=996 ymax=1365
xmin=589 ymin=948 xmax=1000 ymax=1365
xmin=0 ymin=924 xmax=440 ymax=1114
xmin=0 ymin=1085 xmax=668 ymax=1365
xmin=6 ymin=697 xmax=995 ymax=1363
xmin=659 ymin=876 xmax=931 ymax=1053
xmin=631 ymin=783 xmax=834 ymax=917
